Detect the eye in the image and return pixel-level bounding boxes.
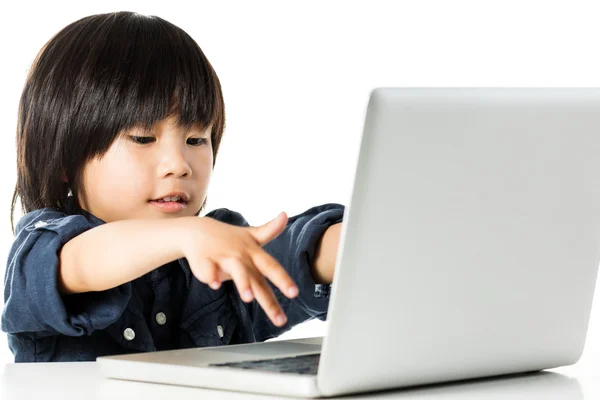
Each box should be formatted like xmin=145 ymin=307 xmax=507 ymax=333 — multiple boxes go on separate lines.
xmin=187 ymin=137 xmax=208 ymax=147
xmin=129 ymin=136 xmax=155 ymax=145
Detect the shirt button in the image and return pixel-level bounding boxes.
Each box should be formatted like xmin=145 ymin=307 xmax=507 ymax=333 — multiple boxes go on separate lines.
xmin=155 ymin=312 xmax=167 ymax=325
xmin=34 ymin=221 xmax=47 ymax=229
xmin=217 ymin=324 xmax=224 ymax=338
xmin=123 ymin=328 xmax=135 ymax=341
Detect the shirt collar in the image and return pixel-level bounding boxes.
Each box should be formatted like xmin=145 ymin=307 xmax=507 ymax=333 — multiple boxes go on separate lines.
xmin=63 ymin=195 xmax=106 ymax=226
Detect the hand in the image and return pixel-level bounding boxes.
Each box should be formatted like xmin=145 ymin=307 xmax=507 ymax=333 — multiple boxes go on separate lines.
xmin=178 ymin=212 xmax=298 ymax=327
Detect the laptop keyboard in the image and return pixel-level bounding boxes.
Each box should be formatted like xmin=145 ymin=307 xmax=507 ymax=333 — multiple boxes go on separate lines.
xmin=210 ymin=353 xmax=321 ymax=375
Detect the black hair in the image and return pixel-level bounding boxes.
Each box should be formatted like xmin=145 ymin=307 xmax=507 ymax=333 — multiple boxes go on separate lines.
xmin=11 ymin=11 xmax=225 ymax=232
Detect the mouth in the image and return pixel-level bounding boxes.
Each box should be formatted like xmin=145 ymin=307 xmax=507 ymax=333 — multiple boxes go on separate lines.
xmin=149 ymin=192 xmax=190 ymax=202
xmin=148 ymin=192 xmax=190 ymax=212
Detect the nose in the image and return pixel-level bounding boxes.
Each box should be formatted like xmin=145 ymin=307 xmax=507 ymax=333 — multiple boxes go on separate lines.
xmin=157 ymin=142 xmax=192 ymax=178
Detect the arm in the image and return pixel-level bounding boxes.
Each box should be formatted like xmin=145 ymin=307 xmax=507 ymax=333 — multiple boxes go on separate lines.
xmin=59 ymin=218 xmax=188 ymax=294
xmin=3 ymin=209 xmax=297 ymax=337
xmin=311 ymin=222 xmax=342 ymax=284
xmin=3 ymin=211 xmax=144 ymax=336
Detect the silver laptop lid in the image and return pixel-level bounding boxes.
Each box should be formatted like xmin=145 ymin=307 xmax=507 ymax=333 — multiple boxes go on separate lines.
xmin=318 ymin=88 xmax=600 ymax=396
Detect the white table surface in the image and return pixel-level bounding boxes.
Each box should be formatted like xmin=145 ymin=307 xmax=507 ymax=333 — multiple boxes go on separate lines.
xmin=1 ymin=348 xmax=599 ymax=400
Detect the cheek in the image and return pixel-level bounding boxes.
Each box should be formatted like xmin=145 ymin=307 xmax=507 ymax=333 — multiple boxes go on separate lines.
xmin=195 ymin=157 xmax=213 ymax=187
xmin=87 ymin=150 xmax=149 ymax=204
xmin=199 ymin=148 xmax=214 ymax=179
xmin=107 ymin=160 xmax=148 ymax=198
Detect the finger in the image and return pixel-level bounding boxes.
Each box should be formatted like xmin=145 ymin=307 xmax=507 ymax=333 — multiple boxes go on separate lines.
xmin=250 ymin=274 xmax=288 ymax=327
xmin=215 ymin=269 xmax=232 ymax=283
xmin=251 ymin=250 xmax=299 ymax=299
xmin=221 ymin=257 xmax=254 ymax=303
xmin=204 ymin=259 xmax=222 ymax=290
xmin=246 ymin=212 xmax=288 ymax=246
xmin=189 ymin=258 xmax=221 ymax=289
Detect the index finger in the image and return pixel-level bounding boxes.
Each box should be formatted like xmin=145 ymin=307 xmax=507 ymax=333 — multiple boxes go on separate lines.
xmin=251 ymin=250 xmax=299 ymax=299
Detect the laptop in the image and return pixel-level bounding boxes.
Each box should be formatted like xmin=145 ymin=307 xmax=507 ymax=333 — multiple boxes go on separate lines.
xmin=98 ymin=88 xmax=600 ymax=398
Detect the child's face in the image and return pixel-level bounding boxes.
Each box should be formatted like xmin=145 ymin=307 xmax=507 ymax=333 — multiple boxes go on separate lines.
xmin=77 ymin=115 xmax=213 ymax=223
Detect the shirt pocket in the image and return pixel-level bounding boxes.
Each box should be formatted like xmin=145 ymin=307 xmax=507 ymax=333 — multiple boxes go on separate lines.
xmin=180 ymin=293 xmax=239 ymax=348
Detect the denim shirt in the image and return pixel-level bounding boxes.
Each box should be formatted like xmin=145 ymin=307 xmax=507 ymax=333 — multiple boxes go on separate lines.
xmin=1 ymin=199 xmax=344 ymax=362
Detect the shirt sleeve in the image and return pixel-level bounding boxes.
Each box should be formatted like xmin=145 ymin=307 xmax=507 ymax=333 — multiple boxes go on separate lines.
xmin=208 ymin=204 xmax=345 ymax=341
xmin=1 ymin=209 xmax=132 ymax=337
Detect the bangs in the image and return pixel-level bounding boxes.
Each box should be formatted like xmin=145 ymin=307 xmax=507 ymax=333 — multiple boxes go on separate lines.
xmin=98 ymin=14 xmax=222 ymax=134
xmin=51 ymin=12 xmax=224 ymax=140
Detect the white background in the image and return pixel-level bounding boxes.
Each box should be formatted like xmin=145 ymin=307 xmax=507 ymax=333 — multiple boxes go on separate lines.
xmin=0 ymin=0 xmax=599 ymax=372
